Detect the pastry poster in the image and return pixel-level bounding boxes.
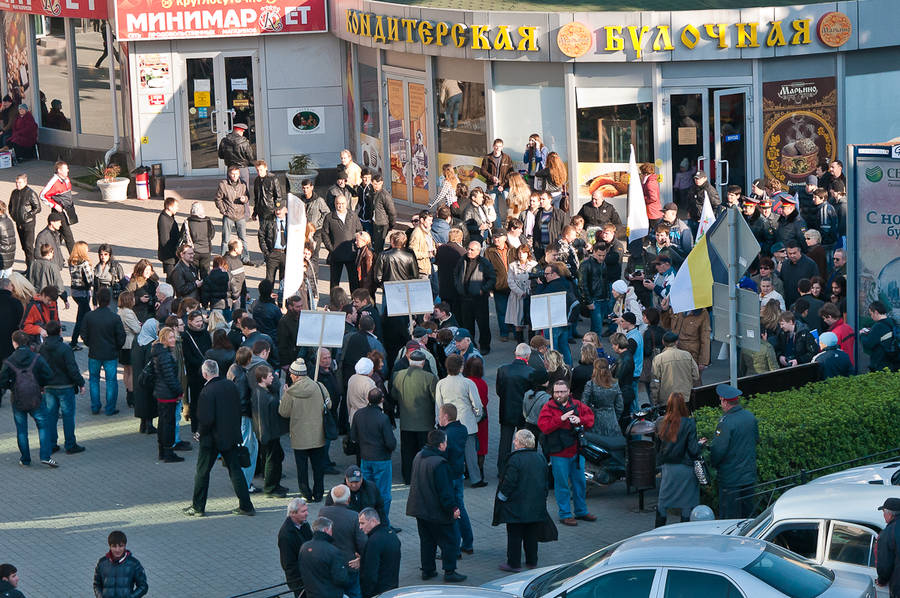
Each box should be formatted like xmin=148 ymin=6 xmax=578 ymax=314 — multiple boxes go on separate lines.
xmin=763 ymin=77 xmax=837 ymax=192
xmin=4 ymin=13 xmax=30 ymax=96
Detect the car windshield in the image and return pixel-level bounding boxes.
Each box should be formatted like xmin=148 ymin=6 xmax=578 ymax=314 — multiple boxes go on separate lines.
xmin=738 ymin=505 xmax=774 ymax=537
xmin=522 ymin=541 xmax=624 ymax=598
xmin=743 ymin=544 xmax=834 ymax=598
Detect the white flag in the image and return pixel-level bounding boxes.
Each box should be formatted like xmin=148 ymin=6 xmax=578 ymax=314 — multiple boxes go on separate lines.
xmin=281 ymin=193 xmax=308 ymax=301
xmin=626 ymin=145 xmax=649 ymax=243
xmin=696 ymin=190 xmax=715 ymax=238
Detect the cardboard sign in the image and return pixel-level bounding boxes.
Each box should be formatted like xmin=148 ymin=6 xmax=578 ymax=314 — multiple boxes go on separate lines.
xmin=296 ymin=311 xmax=346 ymax=348
xmin=384 ymin=279 xmax=434 ymax=316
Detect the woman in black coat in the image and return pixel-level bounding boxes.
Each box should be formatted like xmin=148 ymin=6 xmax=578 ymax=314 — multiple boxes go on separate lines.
xmin=151 ymin=327 xmax=184 ymax=463
xmin=492 ymin=429 xmax=551 ymax=572
xmin=654 ymin=392 xmax=705 ymax=527
xmin=132 ymin=319 xmax=158 ymax=434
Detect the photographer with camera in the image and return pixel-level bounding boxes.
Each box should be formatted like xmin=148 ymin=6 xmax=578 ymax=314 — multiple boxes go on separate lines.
xmin=537 ymin=379 xmax=595 ymax=526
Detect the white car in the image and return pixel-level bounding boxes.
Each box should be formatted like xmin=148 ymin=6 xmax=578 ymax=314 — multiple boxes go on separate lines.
xmin=809 ymin=460 xmax=900 ymax=486
xmin=640 ymin=484 xmax=899 ymax=596
xmin=377 ymin=534 xmax=875 ymax=598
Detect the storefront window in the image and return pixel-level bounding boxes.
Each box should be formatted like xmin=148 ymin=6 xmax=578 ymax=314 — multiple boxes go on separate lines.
xmin=435 ymin=78 xmax=485 ymax=159
xmin=577 ymin=102 xmax=653 ymax=163
xmin=73 ymin=19 xmax=115 ymax=136
xmin=35 ymin=17 xmax=72 ymax=131
xmin=358 ymin=59 xmax=383 ymax=174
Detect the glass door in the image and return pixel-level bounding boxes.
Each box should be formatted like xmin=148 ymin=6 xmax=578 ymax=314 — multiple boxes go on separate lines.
xmin=182 ymin=52 xmax=259 ymax=175
xmin=713 ymin=88 xmax=750 ymax=198
xmin=385 ymin=75 xmax=429 ymax=205
xmin=666 ymin=89 xmax=709 ymax=209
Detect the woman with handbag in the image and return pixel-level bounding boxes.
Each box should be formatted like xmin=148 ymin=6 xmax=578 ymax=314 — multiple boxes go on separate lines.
xmin=654 ymin=392 xmax=706 ymax=528
xmin=93 ymin=243 xmax=125 ymax=306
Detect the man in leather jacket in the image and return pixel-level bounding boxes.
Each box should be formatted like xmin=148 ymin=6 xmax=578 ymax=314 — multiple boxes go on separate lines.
xmin=371 ymin=174 xmax=396 ymax=256
xmin=453 ymin=240 xmax=496 ymax=355
xmin=252 ymin=159 xmax=283 ymax=227
xmin=578 ymin=242 xmax=613 ymax=336
xmin=8 ymin=173 xmax=40 ymax=270
xmin=217 ymin=122 xmax=254 ymax=180
xmin=374 ymin=231 xmax=419 ymax=287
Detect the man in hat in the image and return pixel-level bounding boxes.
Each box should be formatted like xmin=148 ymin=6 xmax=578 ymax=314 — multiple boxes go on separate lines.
xmin=217 ymin=122 xmax=255 ymax=183
xmin=451 ymin=328 xmax=482 ymax=363
xmin=650 ymin=332 xmax=699 ymax=406
xmin=644 ymin=254 xmax=676 ymax=308
xmin=751 ymin=198 xmax=779 ymax=254
xmin=704 ymin=384 xmax=759 ymax=519
xmin=686 ymin=171 xmax=720 ymax=236
xmin=660 ymin=202 xmax=693 ymax=256
xmin=775 ymin=193 xmax=807 ymax=252
xmin=576 ymin=184 xmax=622 ymax=229
xmin=811 ymin=331 xmax=852 ymax=380
xmin=876 ymin=497 xmax=900 ymax=597
xmin=323 ymin=465 xmax=386 ymax=523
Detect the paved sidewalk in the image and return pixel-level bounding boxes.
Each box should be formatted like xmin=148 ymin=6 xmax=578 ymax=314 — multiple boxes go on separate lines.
xmin=0 ymin=162 xmax=730 ymax=597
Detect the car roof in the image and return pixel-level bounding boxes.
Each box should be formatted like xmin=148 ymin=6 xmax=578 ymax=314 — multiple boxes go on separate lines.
xmin=606 ymin=534 xmax=767 ymax=569
xmin=772 ymin=484 xmax=900 ymax=528
xmin=810 ymin=461 xmax=900 ymax=486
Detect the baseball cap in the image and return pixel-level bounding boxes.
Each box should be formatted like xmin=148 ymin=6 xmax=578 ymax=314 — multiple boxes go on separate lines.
xmin=454 ymin=328 xmax=471 ymax=342
xmin=409 ymin=349 xmax=427 ymax=362
xmin=819 ymin=331 xmax=838 ymax=347
xmin=770 ymin=242 xmax=785 ymax=253
xmin=879 ymin=498 xmax=900 ymax=511
xmin=694 ymin=171 xmax=707 ymax=179
xmin=233 ymin=123 xmax=248 ymax=130
xmin=663 ymin=202 xmax=679 ymax=212
xmin=405 ymin=340 xmax=421 ymax=352
xmin=716 ymin=384 xmax=742 ymax=401
xmin=47 ymin=212 xmax=64 ymax=223
xmin=345 ymin=465 xmax=362 ymax=483
xmin=412 ymin=326 xmax=429 ymax=339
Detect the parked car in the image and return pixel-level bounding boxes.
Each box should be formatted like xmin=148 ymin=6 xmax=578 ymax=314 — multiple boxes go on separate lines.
xmin=809 ymin=460 xmax=900 ymax=486
xmin=378 ymin=534 xmax=875 ymax=598
xmin=640 ymin=484 xmax=898 ymax=597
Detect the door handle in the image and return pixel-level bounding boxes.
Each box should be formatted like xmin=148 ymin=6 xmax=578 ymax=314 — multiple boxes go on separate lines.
xmin=698 ymin=155 xmax=706 ymax=174
xmin=720 ymin=159 xmax=730 ymax=186
xmin=227 ymin=109 xmax=236 ymax=131
xmin=210 ymin=109 xmax=218 ymax=134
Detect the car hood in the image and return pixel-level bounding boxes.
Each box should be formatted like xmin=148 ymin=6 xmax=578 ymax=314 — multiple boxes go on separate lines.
xmin=378 ymin=586 xmax=515 ymax=598
xmin=637 ymin=519 xmax=745 ymax=537
xmin=480 ymin=565 xmax=558 ymax=597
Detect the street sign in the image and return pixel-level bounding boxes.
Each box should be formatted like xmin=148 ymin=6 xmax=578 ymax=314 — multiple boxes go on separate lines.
xmin=707 ymin=207 xmax=760 ymax=275
xmin=711 ymin=283 xmax=761 ymax=351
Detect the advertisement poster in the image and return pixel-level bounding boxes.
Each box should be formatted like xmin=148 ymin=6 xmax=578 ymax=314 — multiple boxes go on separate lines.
xmin=117 ymin=0 xmax=326 ymax=40
xmin=287 ymin=108 xmax=323 ymax=135
xmin=407 ymin=82 xmax=429 ymax=204
xmin=360 ymin=133 xmax=384 ymax=176
xmin=763 ymin=77 xmax=837 ymax=191
xmin=576 ymin=162 xmax=630 ymax=219
xmin=138 ymin=54 xmax=171 ymax=92
xmin=437 ymin=152 xmax=487 ymax=191
xmin=4 ymin=13 xmax=30 ymax=96
xmin=345 ymin=44 xmax=357 ymax=159
xmin=852 ymin=146 xmax=900 ymax=347
xmin=387 ymin=78 xmax=408 ymax=202
xmin=0 ymin=0 xmax=106 ymax=18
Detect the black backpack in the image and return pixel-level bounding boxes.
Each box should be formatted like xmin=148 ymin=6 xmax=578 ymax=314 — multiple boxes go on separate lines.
xmin=7 ymin=356 xmax=42 ymax=413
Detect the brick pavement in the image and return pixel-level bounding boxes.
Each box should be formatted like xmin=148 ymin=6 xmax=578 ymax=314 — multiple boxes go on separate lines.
xmin=0 ymin=162 xmax=731 ymax=597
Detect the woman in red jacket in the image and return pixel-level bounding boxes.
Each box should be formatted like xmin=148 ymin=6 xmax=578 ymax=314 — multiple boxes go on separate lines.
xmin=640 ymin=163 xmax=663 ymax=231
xmin=464 ymin=355 xmax=489 ymax=483
xmin=6 ymin=104 xmax=37 ymax=161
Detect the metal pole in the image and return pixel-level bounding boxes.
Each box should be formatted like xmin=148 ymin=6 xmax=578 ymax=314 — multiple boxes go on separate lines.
xmin=727 ymin=207 xmax=738 ymax=387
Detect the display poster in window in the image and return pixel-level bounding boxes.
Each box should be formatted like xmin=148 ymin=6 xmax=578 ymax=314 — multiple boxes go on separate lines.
xmin=138 ymin=54 xmax=171 ymax=92
xmin=763 ymin=77 xmax=837 ymax=192
xmin=287 ymin=107 xmax=323 ymax=135
xmin=4 ymin=13 xmax=30 ymax=96
xmin=437 ymin=152 xmax=487 ymax=192
xmin=360 ymin=133 xmax=384 ymax=176
xmin=408 ymin=82 xmax=429 ymax=203
xmin=576 ymin=163 xmax=630 ymax=220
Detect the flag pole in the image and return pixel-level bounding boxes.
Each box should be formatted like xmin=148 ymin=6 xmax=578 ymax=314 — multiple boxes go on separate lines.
xmin=727 ymin=207 xmax=738 ymax=388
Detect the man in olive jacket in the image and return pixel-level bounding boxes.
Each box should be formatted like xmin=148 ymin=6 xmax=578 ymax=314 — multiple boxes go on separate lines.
xmin=707 ymin=384 xmax=759 ymax=520
xmin=391 ymin=354 xmax=437 ymax=485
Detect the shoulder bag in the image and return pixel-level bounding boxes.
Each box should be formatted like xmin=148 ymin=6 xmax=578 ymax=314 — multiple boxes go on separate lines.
xmin=318 ymin=382 xmax=338 ymax=442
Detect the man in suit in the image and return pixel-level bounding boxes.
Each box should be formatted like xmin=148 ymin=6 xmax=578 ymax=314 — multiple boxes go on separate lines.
xmin=183 ymin=360 xmax=255 ymax=516
xmin=496 ymin=343 xmax=535 ymax=472
xmin=321 ymin=195 xmax=363 ymax=290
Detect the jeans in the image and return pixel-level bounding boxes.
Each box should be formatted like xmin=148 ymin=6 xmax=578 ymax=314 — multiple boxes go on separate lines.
xmin=240 ymin=416 xmax=259 ymax=490
xmin=71 ymin=295 xmax=91 ymax=345
xmin=361 ymin=459 xmax=393 ymax=527
xmin=174 ymin=401 xmax=182 ymax=445
xmin=545 ymin=327 xmax=572 ymax=365
xmin=44 ymin=386 xmax=77 ymax=450
xmin=589 ymin=299 xmax=612 ymax=335
xmin=452 ymin=477 xmax=473 ymax=551
xmin=89 ymin=358 xmax=118 ymax=414
xmin=550 ymin=454 xmax=588 ymax=520
xmin=221 ymin=217 xmax=249 ymax=260
xmin=13 ymin=399 xmax=53 ymax=463
xmin=493 ymin=292 xmax=509 ymax=337
xmin=444 ymin=93 xmax=462 ymax=128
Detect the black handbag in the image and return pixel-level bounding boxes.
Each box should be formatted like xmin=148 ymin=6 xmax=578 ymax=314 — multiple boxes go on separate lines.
xmin=138 ymin=360 xmax=155 ymax=389
xmin=536 ymin=511 xmax=558 ymax=543
xmin=342 ymin=436 xmax=360 ymax=456
xmin=235 ymin=444 xmax=251 ymax=468
xmin=319 ymin=384 xmax=338 ymax=442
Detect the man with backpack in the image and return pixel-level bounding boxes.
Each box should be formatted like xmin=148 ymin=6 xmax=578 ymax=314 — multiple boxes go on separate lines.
xmin=861 ymin=301 xmax=900 ymax=372
xmin=0 ymin=330 xmax=55 ymax=467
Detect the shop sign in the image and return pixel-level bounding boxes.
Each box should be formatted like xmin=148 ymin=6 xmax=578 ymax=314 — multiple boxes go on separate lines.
xmin=147 ymin=94 xmax=165 ymax=106
xmin=0 ymin=0 xmax=106 ymax=19
xmin=570 ymin=13 xmax=851 ymax=59
xmin=762 ymin=77 xmax=837 ymax=192
xmin=117 ymin=0 xmax=327 ymax=41
xmin=345 ymin=9 xmax=538 ymax=52
xmin=288 ymin=107 xmax=323 ymax=135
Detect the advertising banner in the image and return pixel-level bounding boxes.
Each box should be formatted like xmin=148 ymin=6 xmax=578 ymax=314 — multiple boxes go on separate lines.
xmin=117 ymin=0 xmax=327 ymax=41
xmin=850 ymin=144 xmax=900 ymax=365
xmin=4 ymin=12 xmax=30 ymax=96
xmin=763 ymin=77 xmax=837 ymax=192
xmin=0 ymin=0 xmax=106 ymax=19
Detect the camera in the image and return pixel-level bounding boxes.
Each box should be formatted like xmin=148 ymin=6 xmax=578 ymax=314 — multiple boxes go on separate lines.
xmin=573 ymin=424 xmax=589 ymax=448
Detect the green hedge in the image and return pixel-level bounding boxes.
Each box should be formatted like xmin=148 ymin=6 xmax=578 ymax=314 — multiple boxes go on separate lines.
xmin=694 ymin=371 xmax=900 ymax=494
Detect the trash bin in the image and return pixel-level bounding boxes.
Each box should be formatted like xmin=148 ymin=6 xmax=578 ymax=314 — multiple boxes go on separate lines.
xmin=149 ymin=163 xmax=165 ymax=198
xmin=133 ymin=166 xmax=150 ymax=201
xmin=626 ymin=417 xmax=657 ymax=492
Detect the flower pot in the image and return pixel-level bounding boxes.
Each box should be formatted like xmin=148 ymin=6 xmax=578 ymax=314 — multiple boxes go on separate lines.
xmin=97 ymin=177 xmax=130 ymax=202
xmin=286 ymin=170 xmax=318 ymax=194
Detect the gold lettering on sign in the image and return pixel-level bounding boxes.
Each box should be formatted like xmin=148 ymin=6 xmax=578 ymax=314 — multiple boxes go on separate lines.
xmin=451 ymin=23 xmax=466 ymax=48
xmin=387 ymin=16 xmax=399 ymax=42
xmin=373 ymin=15 xmax=385 ymax=43
xmin=493 ymin=25 xmax=513 ymax=51
xmin=766 ymin=20 xmax=786 ymax=46
xmin=652 ymin=25 xmax=674 ymax=51
xmin=346 ymin=9 xmax=358 ymax=34
xmin=627 ymin=25 xmax=650 ymax=59
xmin=470 ymin=25 xmax=491 ymax=50
xmin=517 ymin=26 xmax=537 ymax=51
xmin=400 ymin=18 xmax=416 ymax=43
xmin=681 ymin=24 xmax=700 ymax=49
xmin=704 ymin=23 xmax=728 ymax=48
xmin=605 ymin=25 xmax=624 ymax=51
xmin=736 ymin=22 xmax=759 ymax=48
xmin=790 ymin=18 xmax=810 ymax=45
xmin=418 ymin=20 xmax=433 ymax=45
xmin=359 ymin=12 xmax=370 ymax=37
xmin=434 ymin=21 xmax=448 ymax=46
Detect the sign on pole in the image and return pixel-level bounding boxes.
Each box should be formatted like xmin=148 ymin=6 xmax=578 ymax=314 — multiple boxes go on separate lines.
xmin=296 ymin=310 xmax=346 ymax=380
xmin=711 ymin=283 xmax=761 ymax=352
xmin=529 ymin=292 xmax=568 ymax=351
xmin=383 ymin=279 xmax=434 ymax=316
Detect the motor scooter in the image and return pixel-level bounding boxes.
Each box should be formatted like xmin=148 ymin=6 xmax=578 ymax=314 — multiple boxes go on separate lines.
xmin=578 ymin=404 xmax=664 ymax=488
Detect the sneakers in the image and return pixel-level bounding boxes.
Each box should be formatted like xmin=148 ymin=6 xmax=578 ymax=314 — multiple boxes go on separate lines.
xmin=66 ymin=445 xmax=86 ymax=454
xmin=69 ymin=343 xmax=83 ymax=351
xmin=40 ymin=458 xmax=59 ymax=468
xmin=232 ymin=507 xmax=256 ymax=516
xmin=248 ymin=484 xmax=260 ymax=494
xmin=182 ymin=506 xmax=205 ymax=517
xmin=444 ymin=571 xmax=467 ymax=583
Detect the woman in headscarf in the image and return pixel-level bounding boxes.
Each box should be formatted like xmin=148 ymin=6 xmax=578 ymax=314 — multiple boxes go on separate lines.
xmin=132 ymin=317 xmax=159 ymax=434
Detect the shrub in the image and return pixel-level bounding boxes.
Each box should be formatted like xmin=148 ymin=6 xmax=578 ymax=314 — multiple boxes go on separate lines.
xmin=694 ymin=371 xmax=900 ymax=503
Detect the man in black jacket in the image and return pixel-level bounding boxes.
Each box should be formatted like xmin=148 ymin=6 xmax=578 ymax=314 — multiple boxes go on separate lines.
xmin=217 ymin=122 xmax=254 ymax=180
xmin=40 ymin=320 xmax=85 ymax=454
xmin=358 ymin=507 xmax=400 ymax=598
xmin=81 ymin=288 xmax=126 ymax=416
xmin=156 ymin=197 xmax=180 ymax=276
xmin=8 ymin=173 xmax=40 ymax=270
xmin=454 ymin=240 xmax=496 ymax=355
xmin=252 ymin=159 xmax=283 ymax=226
xmin=34 ymin=212 xmax=65 ymax=272
xmin=182 ymin=310 xmax=211 ymax=432
xmin=277 ymin=295 xmax=303 ymax=369
xmin=279 ymin=497 xmax=313 ymax=597
xmin=686 ymin=171 xmax=720 ymax=233
xmin=438 ymin=403 xmax=474 ymax=556
xmin=576 ymin=187 xmax=623 ymax=229
xmin=259 ymin=204 xmax=288 ymax=284
xmin=169 ymin=244 xmax=202 ymax=300
xmin=374 ymin=231 xmax=419 ymax=288
xmin=183 ymin=360 xmax=255 ymax=516
xmin=435 ymin=229 xmax=466 ymax=314
xmin=496 ymin=343 xmax=535 ymax=471
xmin=350 ymin=389 xmax=397 ymax=527
xmin=321 ymin=195 xmax=363 ymax=290
xmin=775 ymin=311 xmax=819 ymax=368
xmin=876 ymin=498 xmax=900 ymax=598
xmin=185 ymin=202 xmax=215 ymax=277
xmin=578 ymin=242 xmax=613 ymax=335
xmin=0 ymin=277 xmax=23 ymax=362
xmin=407 ymin=429 xmax=466 ymax=583
xmin=299 ymin=517 xmax=356 ymax=598
xmin=370 ymin=174 xmax=396 ymax=256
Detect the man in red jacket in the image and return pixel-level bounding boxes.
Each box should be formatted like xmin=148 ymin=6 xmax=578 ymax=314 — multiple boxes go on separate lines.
xmin=39 ymin=160 xmax=75 ymax=252
xmin=22 ymin=285 xmax=60 ymax=340
xmin=537 ymin=379 xmax=596 ymax=526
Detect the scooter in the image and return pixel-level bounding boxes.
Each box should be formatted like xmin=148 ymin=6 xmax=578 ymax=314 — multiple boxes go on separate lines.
xmin=578 ymin=404 xmax=664 ymax=487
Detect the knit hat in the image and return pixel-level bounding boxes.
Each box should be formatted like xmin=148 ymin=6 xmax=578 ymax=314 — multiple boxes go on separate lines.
xmin=819 ymin=331 xmax=838 ymax=347
xmin=612 ymin=280 xmax=629 ymax=295
xmin=622 ymin=312 xmax=637 ymax=325
xmin=806 ymin=175 xmax=818 ymax=186
xmin=18 ymin=103 xmax=27 ymax=111
xmin=289 ymin=358 xmax=307 ymax=376
xmin=679 ymin=158 xmax=689 ymax=169
xmin=355 ymin=357 xmax=374 ymax=375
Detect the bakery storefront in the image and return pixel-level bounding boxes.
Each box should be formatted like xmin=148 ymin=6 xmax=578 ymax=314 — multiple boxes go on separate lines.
xmin=332 ymin=0 xmax=900 ymax=212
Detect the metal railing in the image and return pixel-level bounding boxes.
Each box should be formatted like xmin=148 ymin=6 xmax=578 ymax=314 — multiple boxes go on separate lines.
xmin=227 ymin=582 xmax=293 ymax=598
xmin=743 ymin=446 xmax=900 ymax=509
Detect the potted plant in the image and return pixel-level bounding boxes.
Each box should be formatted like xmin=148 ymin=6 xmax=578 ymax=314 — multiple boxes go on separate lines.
xmin=92 ymin=162 xmax=129 ymax=202
xmin=285 ymin=153 xmax=318 ymax=193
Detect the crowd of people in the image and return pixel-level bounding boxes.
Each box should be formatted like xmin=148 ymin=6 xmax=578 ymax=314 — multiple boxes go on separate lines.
xmin=0 ymin=137 xmax=897 ymax=598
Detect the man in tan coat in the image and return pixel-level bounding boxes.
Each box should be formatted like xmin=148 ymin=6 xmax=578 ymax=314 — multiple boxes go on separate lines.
xmin=279 ymin=358 xmax=332 ymax=502
xmin=650 ymin=332 xmax=699 ymax=406
xmin=408 ymin=210 xmax=436 ymax=277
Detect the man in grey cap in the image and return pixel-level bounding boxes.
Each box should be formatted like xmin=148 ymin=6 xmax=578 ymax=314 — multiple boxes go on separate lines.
xmin=704 ymin=384 xmax=759 ymax=519
xmin=877 ymin=497 xmax=900 ymax=597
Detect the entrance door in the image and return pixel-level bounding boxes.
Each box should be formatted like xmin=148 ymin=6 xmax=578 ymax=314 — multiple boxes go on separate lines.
xmin=385 ymin=74 xmax=429 ymax=205
xmin=713 ymin=88 xmax=750 ymax=198
xmin=182 ymin=52 xmax=259 ymax=175
xmin=666 ymin=89 xmax=710 ymax=206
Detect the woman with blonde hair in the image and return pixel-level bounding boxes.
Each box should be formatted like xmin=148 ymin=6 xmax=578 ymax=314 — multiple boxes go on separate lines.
xmin=654 ymin=392 xmax=704 ymax=527
xmin=536 ymin=152 xmax=568 ymax=208
xmin=431 ymin=163 xmax=459 ymax=211
xmin=544 ymin=349 xmax=571 ymax=386
xmin=68 ymin=240 xmax=92 ymax=350
xmin=117 ymin=291 xmax=142 ymax=407
xmin=760 ymin=299 xmax=782 ymax=341
xmin=151 ymin=326 xmax=184 ymax=462
xmin=505 ymin=172 xmax=530 ymax=221
xmin=355 ymin=230 xmax=376 ymax=297
xmin=7 ymin=272 xmax=35 ymax=307
xmin=206 ymin=309 xmax=229 ymax=334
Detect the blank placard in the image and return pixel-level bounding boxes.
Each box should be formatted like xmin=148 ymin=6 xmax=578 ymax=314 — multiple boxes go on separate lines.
xmin=530 ymin=292 xmax=568 ymax=331
xmin=384 ymin=279 xmax=434 ymax=316
xmin=296 ymin=311 xmax=346 ymax=348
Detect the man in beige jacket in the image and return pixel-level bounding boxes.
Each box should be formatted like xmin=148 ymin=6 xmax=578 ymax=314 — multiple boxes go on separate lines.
xmin=649 ymin=332 xmax=699 ymax=406
xmin=435 ymin=354 xmax=485 ymax=487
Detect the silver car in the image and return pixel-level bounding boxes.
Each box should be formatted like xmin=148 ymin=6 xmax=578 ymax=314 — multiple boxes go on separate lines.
xmin=378 ymin=534 xmax=874 ymax=598
xmin=809 ymin=460 xmax=900 ymax=486
xmin=640 ymin=484 xmax=899 ymax=597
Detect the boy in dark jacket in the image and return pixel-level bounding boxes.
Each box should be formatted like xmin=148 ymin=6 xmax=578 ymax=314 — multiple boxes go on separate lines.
xmin=0 ymin=331 xmax=54 ymax=466
xmin=92 ymin=530 xmax=148 ymax=598
xmin=0 ymin=563 xmax=26 ymax=598
xmin=39 ymin=320 xmax=85 ymax=454
xmin=251 ymin=364 xmax=288 ymax=497
xmin=610 ymin=333 xmax=636 ymax=412
xmin=28 ymin=245 xmax=68 ymax=305
xmin=438 ymin=403 xmax=474 ymax=557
